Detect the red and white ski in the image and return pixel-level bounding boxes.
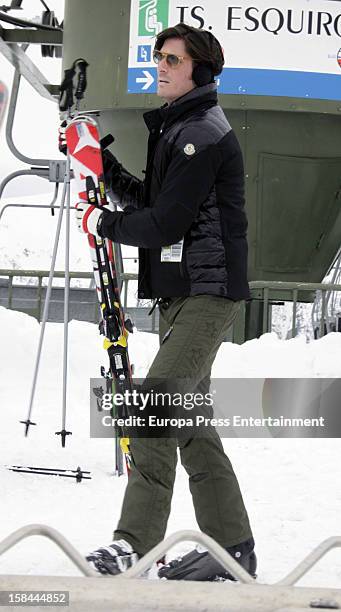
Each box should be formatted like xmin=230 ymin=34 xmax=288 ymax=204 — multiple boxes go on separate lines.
xmin=65 ymin=115 xmax=132 ymax=475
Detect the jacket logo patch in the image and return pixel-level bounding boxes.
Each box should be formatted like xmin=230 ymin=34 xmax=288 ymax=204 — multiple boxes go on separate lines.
xmin=184 ymin=143 xmax=196 ymax=156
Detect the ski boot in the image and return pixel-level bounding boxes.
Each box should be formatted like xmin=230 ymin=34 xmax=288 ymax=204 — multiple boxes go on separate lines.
xmin=86 ymin=539 xmax=140 ymax=575
xmin=158 ymin=537 xmax=257 ymax=581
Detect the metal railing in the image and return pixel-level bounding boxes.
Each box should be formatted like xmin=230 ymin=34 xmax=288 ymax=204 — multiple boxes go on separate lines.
xmin=0 ymin=269 xmax=158 ymax=332
xmin=249 ymin=280 xmax=341 ymax=338
xmin=1 ymin=523 xmax=341 ymax=586
xmin=1 ymin=271 xmax=341 ymax=339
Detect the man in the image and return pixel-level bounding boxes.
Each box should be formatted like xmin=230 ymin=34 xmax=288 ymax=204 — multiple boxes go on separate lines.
xmin=76 ymin=23 xmax=256 ymax=581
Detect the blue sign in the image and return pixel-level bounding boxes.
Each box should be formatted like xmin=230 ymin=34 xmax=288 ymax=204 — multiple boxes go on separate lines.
xmin=128 ymin=68 xmax=157 ymax=93
xmin=128 ymin=67 xmax=341 ymax=101
xmin=137 ymin=45 xmax=152 ymax=63
xmin=216 ymin=68 xmax=341 ymax=101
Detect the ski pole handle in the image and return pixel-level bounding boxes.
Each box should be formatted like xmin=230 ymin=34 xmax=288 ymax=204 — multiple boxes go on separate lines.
xmin=59 ymin=58 xmax=89 ymax=113
xmin=74 ymin=59 xmax=89 ymax=102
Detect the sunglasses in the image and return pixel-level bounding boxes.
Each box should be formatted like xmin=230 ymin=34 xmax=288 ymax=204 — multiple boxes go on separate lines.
xmin=153 ymin=50 xmax=190 ymax=67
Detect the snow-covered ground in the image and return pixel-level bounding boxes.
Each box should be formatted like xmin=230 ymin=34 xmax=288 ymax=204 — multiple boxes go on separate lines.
xmin=0 ymin=305 xmax=341 ymax=588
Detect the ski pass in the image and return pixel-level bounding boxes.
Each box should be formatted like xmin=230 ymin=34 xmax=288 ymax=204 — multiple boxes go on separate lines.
xmin=161 ymin=239 xmax=184 ymax=262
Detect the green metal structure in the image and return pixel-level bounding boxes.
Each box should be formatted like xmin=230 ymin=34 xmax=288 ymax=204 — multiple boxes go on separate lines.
xmin=61 ymin=0 xmax=341 ymax=336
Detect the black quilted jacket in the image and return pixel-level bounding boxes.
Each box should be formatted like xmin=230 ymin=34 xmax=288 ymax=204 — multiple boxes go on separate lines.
xmin=100 ymin=83 xmax=250 ymax=301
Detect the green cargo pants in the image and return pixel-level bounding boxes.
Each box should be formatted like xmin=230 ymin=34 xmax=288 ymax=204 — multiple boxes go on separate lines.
xmin=114 ymin=295 xmax=253 ymax=555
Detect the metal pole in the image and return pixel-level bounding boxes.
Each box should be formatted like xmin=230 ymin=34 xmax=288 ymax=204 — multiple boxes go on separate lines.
xmin=0 ymin=524 xmax=97 ymax=577
xmin=320 ymin=290 xmax=326 ymax=338
xmin=20 ymin=178 xmax=67 ymax=435
xmin=6 ymin=44 xmax=52 ymax=166
xmin=262 ymin=288 xmax=269 ymax=334
xmin=291 ymin=289 xmax=298 ymax=338
xmin=0 ymin=170 xmax=49 ymax=201
xmin=56 ymin=154 xmax=72 ymax=447
xmin=0 ymin=200 xmax=68 ymax=223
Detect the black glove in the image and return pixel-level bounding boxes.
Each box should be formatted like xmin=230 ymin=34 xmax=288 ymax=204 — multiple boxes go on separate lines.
xmin=102 ymin=148 xmax=122 ymax=182
xmin=103 ymin=150 xmax=144 ymax=209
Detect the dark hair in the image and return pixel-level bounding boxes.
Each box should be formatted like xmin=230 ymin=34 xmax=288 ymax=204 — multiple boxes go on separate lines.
xmin=154 ymin=23 xmax=224 ymax=78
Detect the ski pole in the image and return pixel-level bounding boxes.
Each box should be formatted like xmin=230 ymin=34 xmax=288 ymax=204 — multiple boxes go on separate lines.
xmin=20 ymin=177 xmax=67 ymax=435
xmin=55 ymin=151 xmax=72 ymax=447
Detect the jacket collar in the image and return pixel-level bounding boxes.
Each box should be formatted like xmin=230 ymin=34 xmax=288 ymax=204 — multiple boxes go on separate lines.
xmin=169 ymin=82 xmax=217 ymax=108
xmin=143 ymin=83 xmax=218 ymax=133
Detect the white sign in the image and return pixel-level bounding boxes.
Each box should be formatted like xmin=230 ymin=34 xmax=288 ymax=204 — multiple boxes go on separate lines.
xmin=128 ymin=0 xmax=341 ymax=100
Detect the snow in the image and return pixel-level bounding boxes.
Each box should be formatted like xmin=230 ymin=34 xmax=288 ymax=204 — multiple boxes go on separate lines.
xmin=214 ymin=332 xmax=341 ymax=378
xmin=0 ymin=305 xmax=341 ymax=588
